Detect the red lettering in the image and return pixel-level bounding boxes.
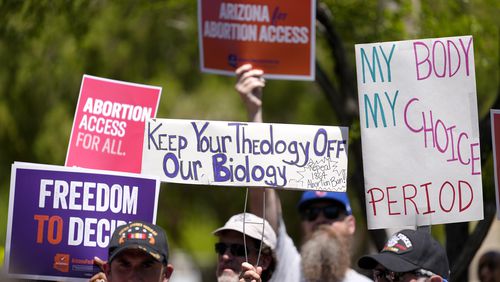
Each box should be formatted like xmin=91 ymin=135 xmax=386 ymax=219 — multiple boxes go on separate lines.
xmin=420 ymin=182 xmax=436 ymax=214
xmin=439 ymin=181 xmax=455 ymax=212
xmin=402 ymin=184 xmax=418 ymax=215
xmin=458 ymin=180 xmax=473 ymax=211
xmin=367 ymin=180 xmax=477 ymax=224
xmin=366 ymin=188 xmax=384 ymax=216
xmin=386 ymin=186 xmax=400 ymax=215
xmin=368 ymin=180 xmax=475 ymax=219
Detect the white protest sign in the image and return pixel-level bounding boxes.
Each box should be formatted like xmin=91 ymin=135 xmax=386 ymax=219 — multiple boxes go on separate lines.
xmin=142 ymin=119 xmax=348 ymax=191
xmin=355 ymin=35 xmax=483 ymax=229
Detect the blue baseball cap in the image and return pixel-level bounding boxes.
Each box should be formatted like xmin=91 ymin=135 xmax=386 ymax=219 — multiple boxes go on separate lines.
xmin=297 ymin=191 xmax=352 ymax=215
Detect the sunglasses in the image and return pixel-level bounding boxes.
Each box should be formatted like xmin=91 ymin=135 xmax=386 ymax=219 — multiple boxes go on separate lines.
xmin=300 ymin=205 xmax=343 ymax=221
xmin=215 ymin=242 xmax=250 ymax=257
xmin=372 ymin=269 xmax=433 ymax=282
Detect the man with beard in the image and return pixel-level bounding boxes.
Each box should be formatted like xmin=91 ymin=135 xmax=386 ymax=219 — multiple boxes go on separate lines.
xmin=301 ymin=225 xmax=350 ymax=282
xmin=214 ymin=212 xmax=278 ymax=282
xmin=235 ymin=64 xmax=371 ymax=282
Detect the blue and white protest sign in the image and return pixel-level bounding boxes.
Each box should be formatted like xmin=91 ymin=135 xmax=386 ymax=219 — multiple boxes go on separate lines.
xmin=142 ymin=119 xmax=349 ymax=191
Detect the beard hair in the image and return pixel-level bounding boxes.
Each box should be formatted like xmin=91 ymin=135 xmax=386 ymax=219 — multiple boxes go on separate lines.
xmin=217 ymin=272 xmax=240 ymax=282
xmin=300 ymin=225 xmax=351 ymax=282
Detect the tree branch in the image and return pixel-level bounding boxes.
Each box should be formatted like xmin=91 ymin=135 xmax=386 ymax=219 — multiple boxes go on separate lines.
xmin=449 ymin=202 xmax=496 ymax=280
xmin=315 ymin=3 xmax=387 ymax=250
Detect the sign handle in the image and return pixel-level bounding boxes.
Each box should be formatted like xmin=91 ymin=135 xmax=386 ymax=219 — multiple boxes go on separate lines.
xmin=242 ymin=187 xmax=267 ymax=267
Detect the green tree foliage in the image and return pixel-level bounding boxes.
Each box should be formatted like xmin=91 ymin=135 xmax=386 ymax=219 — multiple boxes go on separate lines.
xmin=0 ymin=1 xmax=319 ymax=277
xmin=0 ymin=0 xmax=498 ymax=280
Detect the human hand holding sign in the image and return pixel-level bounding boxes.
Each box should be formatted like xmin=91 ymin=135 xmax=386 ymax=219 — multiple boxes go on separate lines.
xmin=235 ymin=64 xmax=265 ymax=123
xmin=89 ymin=256 xmax=107 ymax=282
xmin=239 ymin=262 xmax=263 ymax=282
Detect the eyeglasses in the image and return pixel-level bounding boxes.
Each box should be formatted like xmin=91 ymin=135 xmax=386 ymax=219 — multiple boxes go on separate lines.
xmin=372 ymin=269 xmax=434 ymax=282
xmin=300 ymin=205 xmax=342 ymax=221
xmin=214 ymin=242 xmax=250 ymax=257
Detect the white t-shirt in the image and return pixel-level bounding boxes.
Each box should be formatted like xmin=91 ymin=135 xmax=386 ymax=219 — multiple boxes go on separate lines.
xmin=270 ymin=218 xmax=371 ymax=282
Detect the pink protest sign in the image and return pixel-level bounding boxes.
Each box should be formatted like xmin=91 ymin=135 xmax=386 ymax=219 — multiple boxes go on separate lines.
xmin=490 ymin=110 xmax=500 ymax=220
xmin=66 ymin=75 xmax=161 ymax=173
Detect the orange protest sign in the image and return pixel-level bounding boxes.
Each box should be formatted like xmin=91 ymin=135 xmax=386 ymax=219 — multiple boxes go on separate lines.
xmin=198 ymin=0 xmax=315 ymax=80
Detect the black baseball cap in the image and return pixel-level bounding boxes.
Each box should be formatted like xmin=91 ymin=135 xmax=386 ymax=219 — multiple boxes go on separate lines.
xmin=108 ymin=221 xmax=169 ymax=265
xmin=358 ymin=229 xmax=450 ymax=279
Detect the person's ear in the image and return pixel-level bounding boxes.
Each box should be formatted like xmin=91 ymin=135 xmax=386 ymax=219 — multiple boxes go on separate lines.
xmin=259 ymin=254 xmax=272 ymax=270
xmin=344 ymin=215 xmax=356 ymax=236
xmin=162 ymin=264 xmax=174 ymax=281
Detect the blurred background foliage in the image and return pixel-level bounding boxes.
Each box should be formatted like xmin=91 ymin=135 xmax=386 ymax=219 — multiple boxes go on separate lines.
xmin=0 ymin=0 xmax=499 ymax=281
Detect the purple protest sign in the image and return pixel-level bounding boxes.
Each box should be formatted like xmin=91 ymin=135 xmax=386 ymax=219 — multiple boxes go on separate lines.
xmin=5 ymin=162 xmax=160 ymax=281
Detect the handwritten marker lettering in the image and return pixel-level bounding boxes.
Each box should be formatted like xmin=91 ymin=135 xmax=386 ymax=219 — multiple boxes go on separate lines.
xmin=413 ymin=37 xmax=472 ymax=80
xmin=142 ymin=119 xmax=348 ymax=190
xmin=355 ymin=36 xmax=482 ymax=229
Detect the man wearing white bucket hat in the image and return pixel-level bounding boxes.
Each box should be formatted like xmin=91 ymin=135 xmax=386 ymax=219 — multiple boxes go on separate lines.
xmin=214 ymin=212 xmax=278 ymax=282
